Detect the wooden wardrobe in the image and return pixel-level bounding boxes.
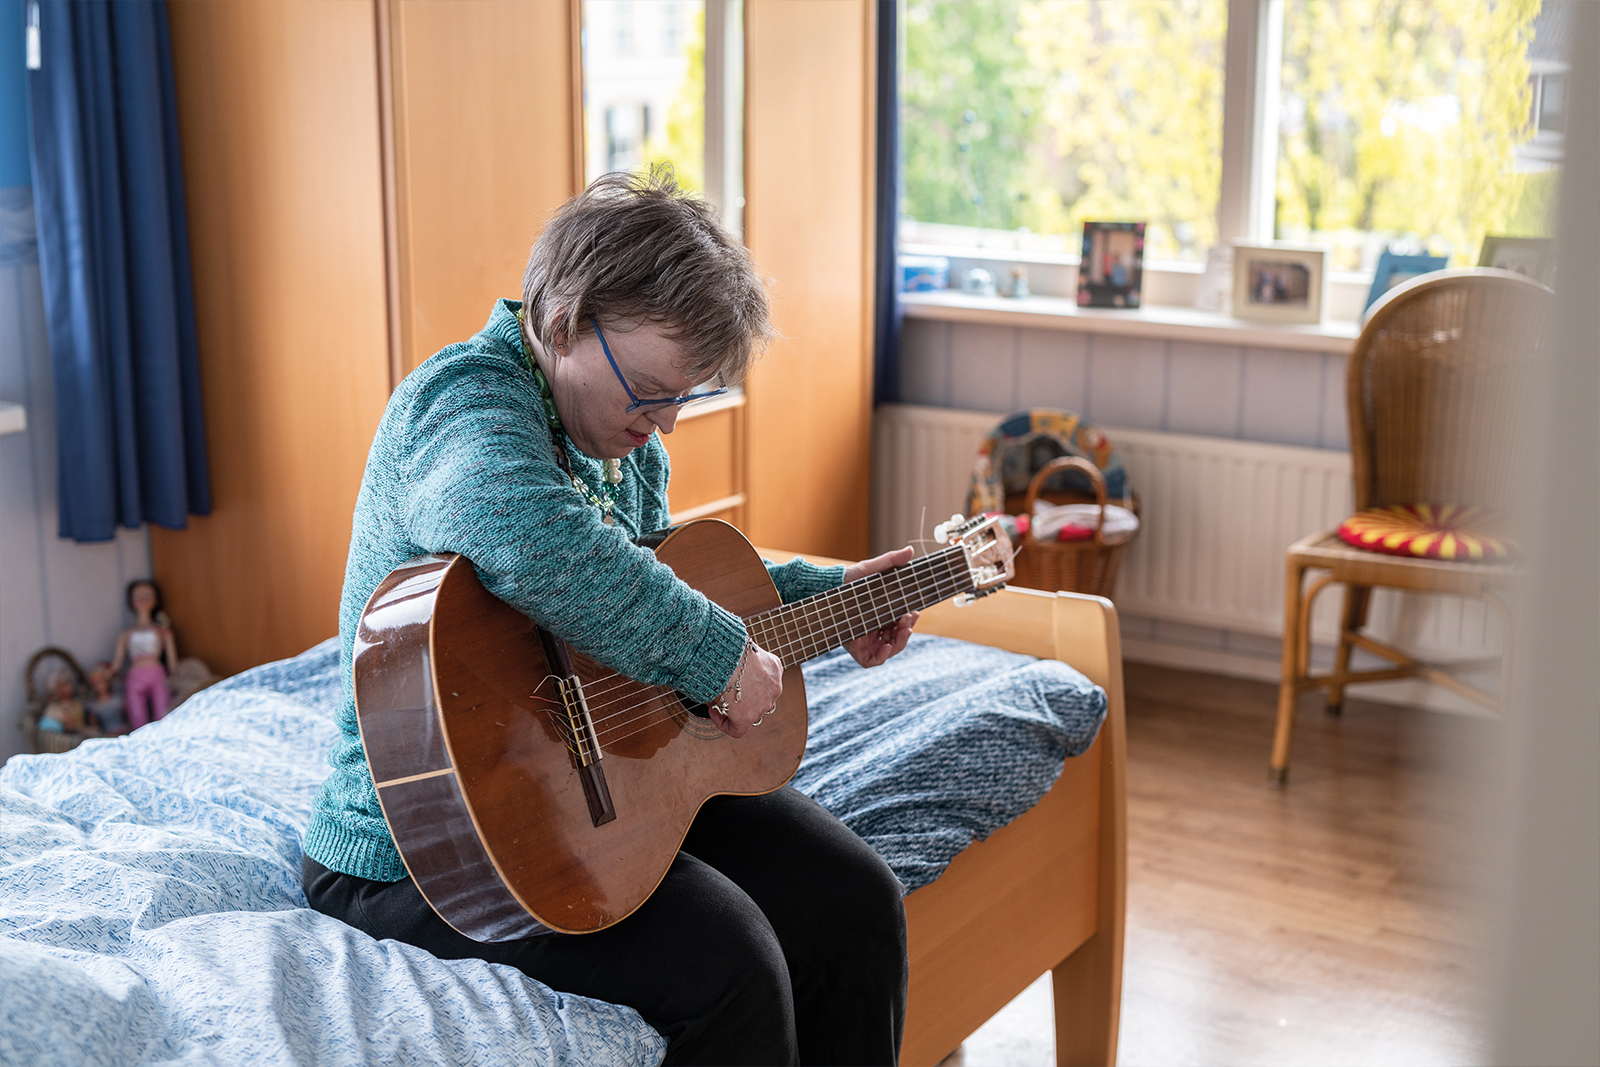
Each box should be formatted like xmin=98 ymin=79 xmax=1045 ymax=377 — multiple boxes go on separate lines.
xmin=154 ymin=0 xmax=877 ymax=677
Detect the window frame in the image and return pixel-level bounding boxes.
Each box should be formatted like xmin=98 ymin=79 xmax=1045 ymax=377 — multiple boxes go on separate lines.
xmin=896 ymin=0 xmax=1384 ymax=319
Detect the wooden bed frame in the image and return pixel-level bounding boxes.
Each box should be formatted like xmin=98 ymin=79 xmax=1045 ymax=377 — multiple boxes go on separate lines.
xmin=760 ymin=552 xmax=1128 ymax=1066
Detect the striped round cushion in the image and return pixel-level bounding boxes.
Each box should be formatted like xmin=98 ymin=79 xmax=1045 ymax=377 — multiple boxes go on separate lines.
xmin=1337 ymin=504 xmax=1516 ymax=562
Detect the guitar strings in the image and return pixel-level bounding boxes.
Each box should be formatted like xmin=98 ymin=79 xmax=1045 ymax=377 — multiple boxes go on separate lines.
xmin=521 ymin=546 xmax=978 ymax=753
xmin=570 ymin=552 xmax=976 ymax=746
xmin=559 ymin=565 xmax=975 ymax=755
xmin=581 ymin=547 xmax=968 ymax=727
xmin=582 ymin=549 xmax=971 ymax=736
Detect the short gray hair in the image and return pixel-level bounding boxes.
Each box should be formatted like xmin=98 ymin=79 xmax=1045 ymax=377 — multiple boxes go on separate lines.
xmin=522 ymin=167 xmax=772 ymax=385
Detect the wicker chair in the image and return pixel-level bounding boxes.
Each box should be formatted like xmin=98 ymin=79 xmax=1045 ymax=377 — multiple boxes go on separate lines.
xmin=1269 ymin=269 xmax=1554 ymax=784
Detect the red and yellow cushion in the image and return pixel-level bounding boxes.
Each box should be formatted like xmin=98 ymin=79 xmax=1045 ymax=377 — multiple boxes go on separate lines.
xmin=1337 ymin=503 xmax=1516 ymax=562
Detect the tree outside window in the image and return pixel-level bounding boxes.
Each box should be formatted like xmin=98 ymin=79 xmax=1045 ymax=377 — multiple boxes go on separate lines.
xmin=901 ymin=0 xmax=1554 ymax=273
xmin=1276 ymin=0 xmax=1549 ymax=270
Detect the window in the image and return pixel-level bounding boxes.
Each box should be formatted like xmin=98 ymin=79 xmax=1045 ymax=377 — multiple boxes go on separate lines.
xmin=901 ymin=0 xmax=1558 ymax=278
xmin=581 ymin=0 xmax=743 ymax=232
xmin=902 ymin=0 xmax=1226 ymax=264
xmin=1274 ymin=0 xmax=1551 ymax=271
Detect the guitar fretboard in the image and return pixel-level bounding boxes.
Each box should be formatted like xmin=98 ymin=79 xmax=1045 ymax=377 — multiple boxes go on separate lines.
xmin=745 ymin=545 xmax=973 ymax=668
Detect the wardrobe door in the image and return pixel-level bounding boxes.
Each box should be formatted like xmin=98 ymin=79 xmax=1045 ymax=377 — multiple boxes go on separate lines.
xmin=382 ymin=0 xmax=582 ymax=380
xmin=156 ymin=0 xmax=391 ymax=675
xmin=743 ymin=0 xmax=876 ymax=561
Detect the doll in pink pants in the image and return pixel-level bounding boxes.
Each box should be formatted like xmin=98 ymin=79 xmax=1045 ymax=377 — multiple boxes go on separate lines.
xmin=111 ymin=580 xmax=178 ymax=730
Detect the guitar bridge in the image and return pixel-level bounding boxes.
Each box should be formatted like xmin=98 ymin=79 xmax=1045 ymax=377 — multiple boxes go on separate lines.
xmin=556 ymin=674 xmax=616 ymax=827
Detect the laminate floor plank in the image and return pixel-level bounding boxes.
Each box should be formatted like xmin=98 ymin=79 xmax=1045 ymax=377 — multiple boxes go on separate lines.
xmin=956 ymin=661 xmax=1495 ymax=1067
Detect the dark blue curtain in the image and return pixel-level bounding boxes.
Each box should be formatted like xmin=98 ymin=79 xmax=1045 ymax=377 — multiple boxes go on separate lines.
xmin=24 ymin=0 xmax=208 ymax=543
xmin=871 ymin=0 xmax=901 ymax=406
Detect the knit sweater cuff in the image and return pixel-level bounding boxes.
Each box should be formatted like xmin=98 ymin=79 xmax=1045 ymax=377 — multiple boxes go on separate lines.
xmin=765 ymin=558 xmax=848 ymax=604
xmin=301 ymin=820 xmax=409 ymax=883
xmin=677 ymin=605 xmax=749 ymax=705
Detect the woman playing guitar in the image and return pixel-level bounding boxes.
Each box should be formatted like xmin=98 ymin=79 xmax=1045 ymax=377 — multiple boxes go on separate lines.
xmin=301 ymin=168 xmax=917 ymax=1066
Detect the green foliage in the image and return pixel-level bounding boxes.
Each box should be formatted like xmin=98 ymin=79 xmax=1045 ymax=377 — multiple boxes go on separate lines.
xmin=1276 ymin=0 xmax=1542 ymax=267
xmin=902 ymin=0 xmax=1225 ymax=261
xmin=1018 ymin=0 xmax=1225 ymax=261
xmin=902 ymin=0 xmax=1043 ymax=232
xmin=643 ymin=5 xmax=706 ymax=195
xmin=901 ymin=0 xmax=1544 ymax=269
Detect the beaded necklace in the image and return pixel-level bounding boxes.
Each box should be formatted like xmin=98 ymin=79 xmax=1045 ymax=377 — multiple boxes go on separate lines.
xmin=515 ymin=310 xmax=624 ymax=525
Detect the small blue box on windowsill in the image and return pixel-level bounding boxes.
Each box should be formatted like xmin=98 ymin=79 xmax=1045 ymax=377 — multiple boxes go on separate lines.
xmin=900 ymin=254 xmax=950 ymax=293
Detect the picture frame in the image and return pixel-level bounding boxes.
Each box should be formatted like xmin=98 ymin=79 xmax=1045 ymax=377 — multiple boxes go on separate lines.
xmin=1363 ymin=251 xmax=1449 ymax=316
xmin=1231 ymin=243 xmax=1326 ymax=324
xmin=1077 ymin=222 xmax=1145 ymax=308
xmin=1477 ymin=235 xmax=1555 ymax=286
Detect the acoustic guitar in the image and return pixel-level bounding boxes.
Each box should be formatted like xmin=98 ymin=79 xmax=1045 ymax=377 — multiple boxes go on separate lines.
xmin=354 ymin=515 xmax=1014 ymax=941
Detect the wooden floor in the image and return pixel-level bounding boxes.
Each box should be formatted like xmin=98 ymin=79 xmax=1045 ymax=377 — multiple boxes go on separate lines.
xmin=954 ymin=661 xmax=1496 ymax=1067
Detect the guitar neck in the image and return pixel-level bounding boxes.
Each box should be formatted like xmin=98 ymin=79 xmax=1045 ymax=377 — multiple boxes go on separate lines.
xmin=745 ymin=546 xmax=974 ymax=669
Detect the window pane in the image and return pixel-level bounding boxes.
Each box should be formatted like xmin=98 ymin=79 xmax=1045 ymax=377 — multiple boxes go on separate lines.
xmin=583 ymin=0 xmax=706 ymax=191
xmin=902 ymin=0 xmax=1227 ymax=263
xmin=1275 ymin=0 xmax=1551 ymax=271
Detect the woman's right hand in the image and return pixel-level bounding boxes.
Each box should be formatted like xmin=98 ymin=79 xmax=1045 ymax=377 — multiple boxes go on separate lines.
xmin=708 ymin=643 xmax=783 ymax=739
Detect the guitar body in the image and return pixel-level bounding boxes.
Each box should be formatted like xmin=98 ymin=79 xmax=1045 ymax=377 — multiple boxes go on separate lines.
xmin=354 ymin=519 xmax=809 ymax=940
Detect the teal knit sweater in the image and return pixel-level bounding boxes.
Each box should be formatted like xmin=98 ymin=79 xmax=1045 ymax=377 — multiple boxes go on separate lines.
xmin=302 ymin=299 xmax=844 ymax=881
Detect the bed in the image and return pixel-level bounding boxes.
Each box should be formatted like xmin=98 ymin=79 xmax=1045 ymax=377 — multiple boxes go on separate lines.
xmin=0 ymin=581 xmax=1125 ymax=1067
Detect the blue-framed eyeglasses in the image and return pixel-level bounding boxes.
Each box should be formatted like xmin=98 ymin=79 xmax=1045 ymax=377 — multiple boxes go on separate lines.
xmin=590 ymin=316 xmax=728 ymax=414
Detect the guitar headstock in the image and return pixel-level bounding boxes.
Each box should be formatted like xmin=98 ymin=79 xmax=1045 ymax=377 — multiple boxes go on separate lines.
xmin=933 ymin=513 xmax=1015 ymax=602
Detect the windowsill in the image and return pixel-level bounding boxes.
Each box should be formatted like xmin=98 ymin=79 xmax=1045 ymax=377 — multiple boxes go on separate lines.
xmin=0 ymin=401 xmax=24 ymax=436
xmin=901 ymin=241 xmax=1377 ymax=324
xmin=901 ymin=290 xmax=1358 ymax=355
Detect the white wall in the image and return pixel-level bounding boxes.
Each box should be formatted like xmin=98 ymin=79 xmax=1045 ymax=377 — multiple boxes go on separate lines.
xmin=0 ymin=188 xmax=151 ymax=766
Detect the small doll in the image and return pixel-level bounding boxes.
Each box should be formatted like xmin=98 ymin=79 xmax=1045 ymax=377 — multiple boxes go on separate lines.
xmin=86 ymin=661 xmax=128 ymax=735
xmin=38 ymin=670 xmax=87 ymax=735
xmin=111 ymin=579 xmax=178 ymax=730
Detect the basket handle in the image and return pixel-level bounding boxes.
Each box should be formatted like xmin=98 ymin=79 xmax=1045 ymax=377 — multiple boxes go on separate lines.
xmin=24 ymin=646 xmax=88 ymax=707
xmin=1023 ymin=456 xmax=1110 ymax=547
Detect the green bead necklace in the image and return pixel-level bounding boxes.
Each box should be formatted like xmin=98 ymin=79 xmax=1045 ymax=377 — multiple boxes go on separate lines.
xmin=515 ymin=310 xmax=623 ymax=525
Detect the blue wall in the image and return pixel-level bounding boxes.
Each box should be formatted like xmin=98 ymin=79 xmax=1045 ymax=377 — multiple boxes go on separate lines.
xmin=0 ymin=0 xmax=28 ymax=188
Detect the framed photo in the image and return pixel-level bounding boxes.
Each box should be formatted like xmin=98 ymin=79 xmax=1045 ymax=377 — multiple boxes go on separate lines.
xmin=1231 ymin=243 xmax=1326 ymax=324
xmin=1363 ymin=251 xmax=1449 ymax=316
xmin=1477 ymin=235 xmax=1555 ymax=286
xmin=1077 ymin=222 xmax=1145 ymax=308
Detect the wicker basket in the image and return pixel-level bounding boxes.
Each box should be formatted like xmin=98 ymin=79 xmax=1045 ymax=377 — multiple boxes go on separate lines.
xmin=1009 ymin=456 xmax=1137 ymax=598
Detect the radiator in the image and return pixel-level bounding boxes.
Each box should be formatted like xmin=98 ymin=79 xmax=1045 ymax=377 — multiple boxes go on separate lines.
xmin=872 ymin=404 xmax=1501 ymax=658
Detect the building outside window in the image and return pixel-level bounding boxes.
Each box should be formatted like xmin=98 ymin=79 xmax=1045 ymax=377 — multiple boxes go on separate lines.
xmin=584 ymin=0 xmax=705 ymax=191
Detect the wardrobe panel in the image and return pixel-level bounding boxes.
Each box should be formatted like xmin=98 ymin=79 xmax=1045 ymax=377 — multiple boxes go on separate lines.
xmin=156 ymin=0 xmax=392 ymax=676
xmin=386 ymin=0 xmax=581 ymax=377
xmin=743 ymin=0 xmax=875 ymax=561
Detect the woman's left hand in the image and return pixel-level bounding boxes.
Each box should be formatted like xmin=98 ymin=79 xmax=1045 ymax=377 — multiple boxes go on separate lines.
xmin=842 ymin=547 xmax=919 ymax=668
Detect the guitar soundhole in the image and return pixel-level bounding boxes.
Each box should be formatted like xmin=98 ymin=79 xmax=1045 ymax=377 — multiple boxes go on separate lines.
xmin=670 ymin=694 xmax=725 ymax=741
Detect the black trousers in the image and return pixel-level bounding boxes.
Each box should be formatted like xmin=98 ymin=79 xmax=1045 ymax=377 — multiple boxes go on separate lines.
xmin=303 ymin=787 xmax=907 ymax=1066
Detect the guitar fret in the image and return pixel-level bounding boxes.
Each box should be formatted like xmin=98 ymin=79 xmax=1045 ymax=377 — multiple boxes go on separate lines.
xmin=745 ymin=543 xmax=983 ymax=670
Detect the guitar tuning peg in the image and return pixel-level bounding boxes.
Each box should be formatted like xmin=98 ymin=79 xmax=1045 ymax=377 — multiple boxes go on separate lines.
xmin=936 ymin=514 xmax=966 ymax=544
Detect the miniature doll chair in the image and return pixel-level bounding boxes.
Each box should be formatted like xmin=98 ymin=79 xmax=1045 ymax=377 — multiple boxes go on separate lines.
xmin=965 ymin=409 xmax=1139 ymax=598
xmin=1270 ymin=269 xmax=1554 ymax=784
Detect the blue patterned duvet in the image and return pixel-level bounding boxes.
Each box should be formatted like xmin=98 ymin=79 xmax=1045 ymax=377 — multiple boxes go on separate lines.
xmin=0 ymin=634 xmax=1104 ymax=1066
